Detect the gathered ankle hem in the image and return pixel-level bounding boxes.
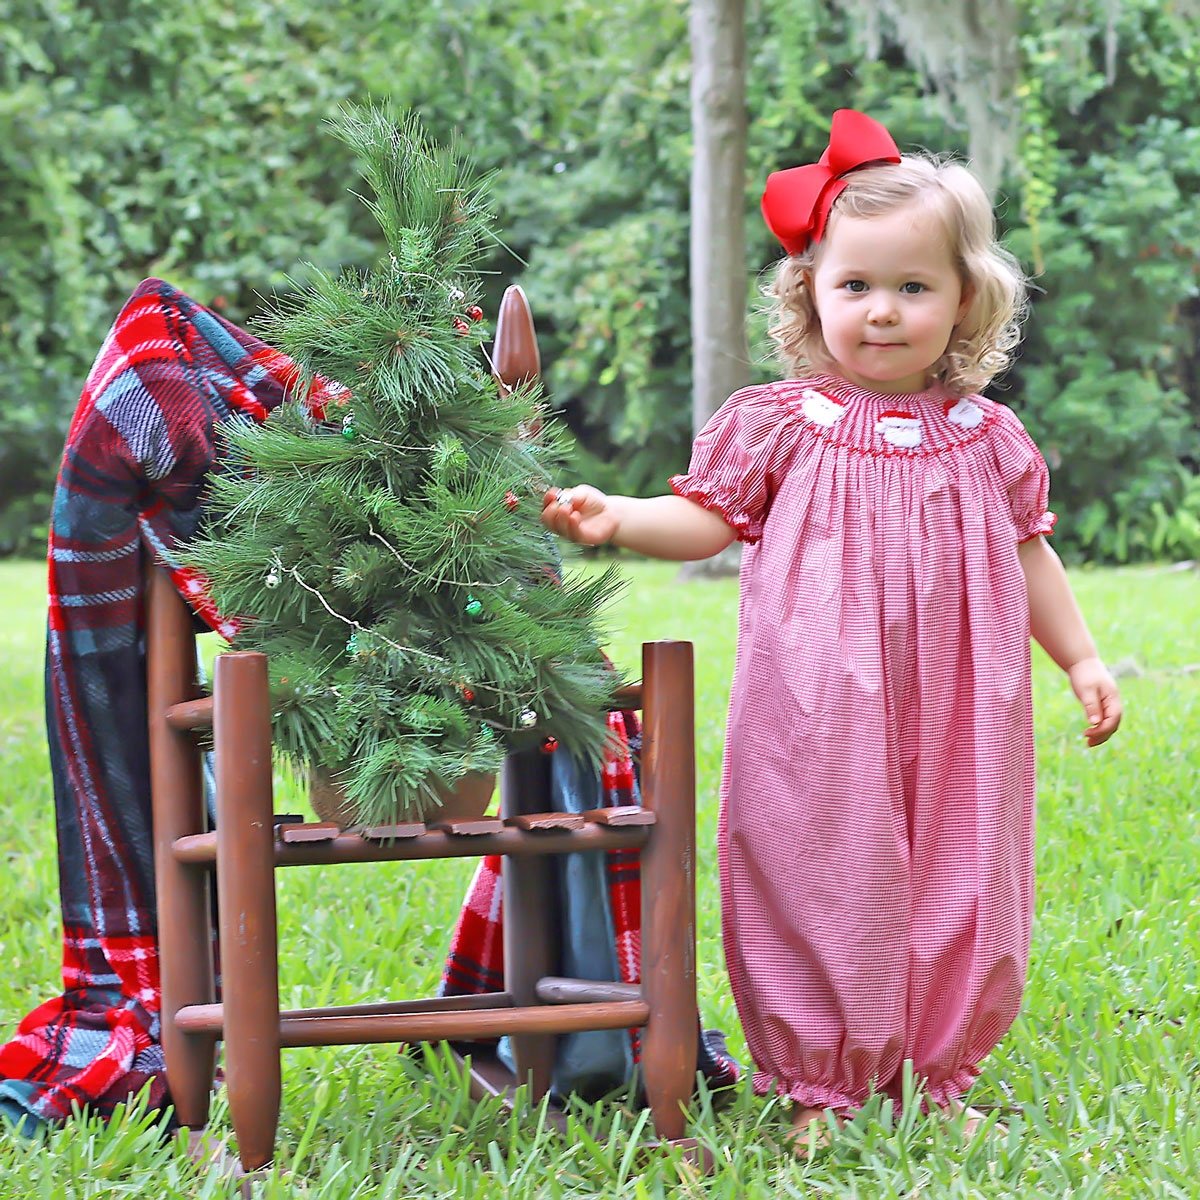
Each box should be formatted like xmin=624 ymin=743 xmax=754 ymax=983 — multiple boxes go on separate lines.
xmin=753 ymin=1072 xmax=858 ymax=1113
xmin=920 ymin=1064 xmax=982 ymax=1109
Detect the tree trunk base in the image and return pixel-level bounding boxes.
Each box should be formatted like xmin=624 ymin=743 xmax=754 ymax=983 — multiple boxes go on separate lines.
xmin=674 ymin=542 xmax=742 ymax=581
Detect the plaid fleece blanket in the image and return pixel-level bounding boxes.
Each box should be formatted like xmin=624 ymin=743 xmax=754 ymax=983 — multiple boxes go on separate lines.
xmin=441 ymin=711 xmax=740 ymax=1100
xmin=0 ymin=279 xmax=736 ymax=1130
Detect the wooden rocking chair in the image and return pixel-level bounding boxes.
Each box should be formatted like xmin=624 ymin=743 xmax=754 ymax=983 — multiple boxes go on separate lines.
xmin=145 ymin=288 xmax=700 ymax=1172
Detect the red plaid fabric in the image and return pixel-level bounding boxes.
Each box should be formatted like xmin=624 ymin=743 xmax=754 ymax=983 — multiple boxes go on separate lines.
xmin=439 ymin=707 xmax=743 ymax=1094
xmin=0 ymin=281 xmax=320 ymax=1127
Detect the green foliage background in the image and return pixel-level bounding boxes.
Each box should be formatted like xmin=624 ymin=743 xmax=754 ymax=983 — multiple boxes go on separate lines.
xmin=3 ymin=0 xmax=1198 ymax=560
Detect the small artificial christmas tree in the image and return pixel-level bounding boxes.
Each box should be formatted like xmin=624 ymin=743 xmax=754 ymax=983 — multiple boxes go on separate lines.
xmin=183 ymin=104 xmax=623 ymax=827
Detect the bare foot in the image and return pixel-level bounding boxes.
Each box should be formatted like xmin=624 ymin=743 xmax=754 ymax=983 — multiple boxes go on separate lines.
xmin=945 ymin=1099 xmax=1008 ymax=1140
xmin=787 ymin=1104 xmax=841 ymax=1158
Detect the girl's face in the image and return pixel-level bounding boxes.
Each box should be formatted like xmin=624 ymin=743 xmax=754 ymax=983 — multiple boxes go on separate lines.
xmin=808 ymin=202 xmax=971 ymax=394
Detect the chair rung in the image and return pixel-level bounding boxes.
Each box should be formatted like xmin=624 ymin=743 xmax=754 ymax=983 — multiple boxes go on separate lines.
xmin=173 ymin=821 xmax=652 ymax=866
xmin=535 ymin=977 xmax=642 ymax=1005
xmin=285 ymin=991 xmax=514 ymax=1021
xmin=176 ymin=999 xmax=649 ymax=1047
xmin=280 ymin=999 xmax=648 ymax=1047
xmin=175 ymin=991 xmax=514 ymax=1036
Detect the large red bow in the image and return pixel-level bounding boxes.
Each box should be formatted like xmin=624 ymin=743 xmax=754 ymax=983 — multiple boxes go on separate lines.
xmin=761 ymin=110 xmax=901 ymax=256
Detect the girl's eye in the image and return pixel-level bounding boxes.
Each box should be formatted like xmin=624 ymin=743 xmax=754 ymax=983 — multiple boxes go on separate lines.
xmin=901 ymin=282 xmax=926 ymax=294
xmin=843 ymin=280 xmax=868 ymax=293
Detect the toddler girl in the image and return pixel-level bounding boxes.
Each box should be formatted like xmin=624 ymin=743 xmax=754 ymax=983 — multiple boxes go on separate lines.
xmin=541 ymin=109 xmax=1121 ymax=1147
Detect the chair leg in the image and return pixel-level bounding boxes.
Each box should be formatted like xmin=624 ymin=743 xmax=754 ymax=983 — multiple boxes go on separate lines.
xmin=146 ymin=566 xmax=217 ymax=1128
xmin=637 ymin=641 xmax=698 ymax=1141
xmin=214 ymin=651 xmax=281 ymax=1172
xmin=501 ymin=751 xmax=557 ymax=1102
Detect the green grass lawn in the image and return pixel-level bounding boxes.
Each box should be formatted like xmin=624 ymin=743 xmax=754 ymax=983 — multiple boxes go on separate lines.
xmin=0 ymin=555 xmax=1197 ymax=1197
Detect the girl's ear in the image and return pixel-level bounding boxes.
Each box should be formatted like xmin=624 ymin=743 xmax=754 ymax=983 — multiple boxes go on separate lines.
xmin=956 ymin=281 xmax=975 ymax=324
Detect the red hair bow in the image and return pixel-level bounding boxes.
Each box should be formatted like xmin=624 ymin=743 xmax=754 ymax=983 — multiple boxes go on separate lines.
xmin=761 ymin=109 xmax=901 ymax=256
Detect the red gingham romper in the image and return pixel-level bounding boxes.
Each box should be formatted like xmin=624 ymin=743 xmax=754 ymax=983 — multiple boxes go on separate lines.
xmin=671 ymin=373 xmax=1056 ymax=1110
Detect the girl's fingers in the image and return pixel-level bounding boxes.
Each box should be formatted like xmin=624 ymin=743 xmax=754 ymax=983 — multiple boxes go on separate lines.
xmin=542 ymin=488 xmax=575 ymax=530
xmin=540 ymin=493 xmax=570 ymax=536
xmin=540 ymin=488 xmax=587 ymax=542
xmin=1077 ymin=683 xmax=1102 ymax=741
xmin=1085 ymin=688 xmax=1123 ymax=747
xmin=1099 ymin=690 xmax=1123 ymax=737
xmin=541 ymin=485 xmax=612 ymax=545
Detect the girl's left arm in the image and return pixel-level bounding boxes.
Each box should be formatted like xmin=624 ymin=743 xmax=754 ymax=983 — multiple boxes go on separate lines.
xmin=1018 ymin=536 xmax=1122 ymax=747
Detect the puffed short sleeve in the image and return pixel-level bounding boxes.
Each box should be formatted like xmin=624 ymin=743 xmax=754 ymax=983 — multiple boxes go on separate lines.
xmin=989 ymin=402 xmax=1057 ymax=542
xmin=669 ymin=384 xmax=800 ymax=543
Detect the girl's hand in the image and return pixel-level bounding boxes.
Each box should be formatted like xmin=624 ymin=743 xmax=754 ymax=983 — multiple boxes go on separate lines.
xmin=1067 ymin=656 xmax=1123 ymax=747
xmin=541 ymin=485 xmax=620 ymax=546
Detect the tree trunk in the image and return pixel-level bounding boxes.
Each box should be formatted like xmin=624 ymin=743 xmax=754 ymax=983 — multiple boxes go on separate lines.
xmin=689 ymin=0 xmax=750 ymax=436
xmin=686 ymin=0 xmax=749 ymax=580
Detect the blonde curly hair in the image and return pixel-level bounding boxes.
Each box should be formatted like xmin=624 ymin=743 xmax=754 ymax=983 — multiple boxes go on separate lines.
xmin=766 ymin=155 xmax=1028 ymax=396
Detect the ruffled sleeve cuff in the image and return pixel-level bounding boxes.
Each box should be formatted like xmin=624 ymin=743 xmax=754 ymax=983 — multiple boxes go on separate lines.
xmin=669 ymin=474 xmax=764 ymax=544
xmin=1018 ymin=510 xmax=1058 ymax=543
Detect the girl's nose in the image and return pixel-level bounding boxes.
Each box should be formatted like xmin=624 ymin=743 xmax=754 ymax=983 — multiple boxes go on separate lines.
xmin=867 ymin=300 xmax=899 ymax=325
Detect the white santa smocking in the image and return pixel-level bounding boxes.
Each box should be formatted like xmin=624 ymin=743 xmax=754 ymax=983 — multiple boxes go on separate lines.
xmin=799 ymin=387 xmax=848 ymax=427
xmin=875 ymin=409 xmax=922 ymax=449
xmin=945 ymin=397 xmax=985 ymax=429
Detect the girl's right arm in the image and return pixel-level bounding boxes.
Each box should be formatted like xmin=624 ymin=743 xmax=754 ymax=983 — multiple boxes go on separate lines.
xmin=540 ymin=485 xmax=737 ymax=561
xmin=1018 ymin=535 xmax=1122 ymax=746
